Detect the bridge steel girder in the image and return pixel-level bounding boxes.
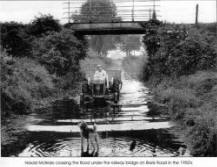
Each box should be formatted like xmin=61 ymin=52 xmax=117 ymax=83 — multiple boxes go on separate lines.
xmin=67 ymin=21 xmax=148 ymax=35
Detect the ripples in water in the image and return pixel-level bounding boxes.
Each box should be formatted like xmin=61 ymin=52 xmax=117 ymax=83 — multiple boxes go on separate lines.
xmin=17 ymin=79 xmax=188 ymax=157
xmin=19 ymin=129 xmax=182 ymax=157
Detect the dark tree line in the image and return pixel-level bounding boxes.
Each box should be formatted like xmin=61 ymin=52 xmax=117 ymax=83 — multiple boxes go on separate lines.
xmin=1 ymin=14 xmax=88 ymax=115
xmin=141 ymin=22 xmax=217 ymax=157
xmin=142 ymin=23 xmax=217 ymax=80
xmin=1 ymin=14 xmax=87 ymax=77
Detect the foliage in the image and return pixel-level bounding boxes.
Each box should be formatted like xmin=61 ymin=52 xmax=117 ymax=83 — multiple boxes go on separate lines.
xmin=142 ymin=24 xmax=217 ymax=80
xmin=73 ymin=0 xmax=121 ymax=57
xmin=120 ymin=35 xmax=141 ymax=56
xmin=27 ymin=14 xmax=61 ymax=37
xmin=1 ymin=16 xmax=88 ymax=156
xmin=168 ymin=29 xmax=216 ymax=75
xmin=32 ymin=29 xmax=87 ymax=76
xmin=1 ymin=15 xmax=62 ymax=58
xmin=1 ymin=22 xmax=32 ymax=57
xmin=80 ymin=49 xmax=113 ymax=75
xmin=1 ymin=52 xmax=54 ymax=116
xmin=88 ymin=35 xmax=119 ymax=57
xmin=199 ymin=23 xmax=217 ymax=35
xmin=186 ymin=104 xmax=217 ymax=156
xmin=151 ymin=71 xmax=217 ymax=156
xmin=1 ymin=16 xmax=88 ymax=116
xmin=143 ymin=22 xmax=217 ymax=156
xmin=73 ymin=0 xmax=119 ymax=23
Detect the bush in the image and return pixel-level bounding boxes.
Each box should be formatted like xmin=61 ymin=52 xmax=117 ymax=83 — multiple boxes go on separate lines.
xmin=168 ymin=29 xmax=216 ymax=75
xmin=142 ymin=21 xmax=217 ymax=156
xmin=154 ymin=86 xmax=199 ymax=120
xmin=1 ymin=52 xmax=54 ymax=115
xmin=55 ymin=70 xmax=84 ymax=91
xmin=32 ymin=28 xmax=87 ymax=76
xmin=27 ymin=14 xmax=61 ymax=37
xmin=186 ymin=105 xmax=217 ymax=156
xmin=80 ymin=49 xmax=113 ymax=74
xmin=1 ymin=18 xmax=88 ymax=116
xmin=1 ymin=22 xmax=32 ymax=57
xmin=151 ymin=71 xmax=217 ymax=156
xmin=142 ymin=24 xmax=217 ymax=80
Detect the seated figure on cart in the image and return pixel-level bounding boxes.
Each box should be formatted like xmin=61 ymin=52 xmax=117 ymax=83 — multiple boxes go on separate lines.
xmin=80 ymin=64 xmax=122 ymax=110
xmin=93 ymin=65 xmax=108 ymax=95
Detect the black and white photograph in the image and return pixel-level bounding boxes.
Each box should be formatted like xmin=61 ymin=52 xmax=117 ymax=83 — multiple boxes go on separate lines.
xmin=0 ymin=0 xmax=217 ymax=160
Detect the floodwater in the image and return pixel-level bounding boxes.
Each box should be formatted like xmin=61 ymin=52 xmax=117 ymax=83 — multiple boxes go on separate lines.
xmin=17 ymin=76 xmax=189 ymax=157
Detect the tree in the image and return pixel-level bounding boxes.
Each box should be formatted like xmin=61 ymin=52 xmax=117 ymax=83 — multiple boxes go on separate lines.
xmin=28 ymin=14 xmax=61 ymax=37
xmin=167 ymin=29 xmax=217 ymax=75
xmin=120 ymin=35 xmax=141 ymax=56
xmin=32 ymin=29 xmax=87 ymax=76
xmin=73 ymin=0 xmax=121 ymax=57
xmin=73 ymin=0 xmax=119 ymax=23
xmin=1 ymin=22 xmax=32 ymax=57
xmin=142 ymin=24 xmax=217 ymax=80
xmin=89 ymin=35 xmax=119 ymax=57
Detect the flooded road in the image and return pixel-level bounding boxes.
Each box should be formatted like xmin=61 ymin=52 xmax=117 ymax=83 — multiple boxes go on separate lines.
xmin=17 ymin=77 xmax=188 ymax=157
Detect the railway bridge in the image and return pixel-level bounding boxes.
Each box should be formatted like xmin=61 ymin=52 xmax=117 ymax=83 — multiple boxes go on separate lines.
xmin=64 ymin=0 xmax=160 ymax=35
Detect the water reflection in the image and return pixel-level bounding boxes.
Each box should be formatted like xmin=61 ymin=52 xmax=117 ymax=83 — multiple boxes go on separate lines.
xmin=20 ymin=79 xmax=188 ymax=157
xmin=19 ymin=129 xmax=183 ymax=157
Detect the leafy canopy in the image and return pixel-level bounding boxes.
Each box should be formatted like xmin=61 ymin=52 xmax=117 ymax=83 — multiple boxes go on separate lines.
xmin=33 ymin=29 xmax=87 ymax=76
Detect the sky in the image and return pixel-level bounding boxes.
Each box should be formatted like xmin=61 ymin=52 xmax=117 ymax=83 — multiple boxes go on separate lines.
xmin=0 ymin=0 xmax=216 ymax=24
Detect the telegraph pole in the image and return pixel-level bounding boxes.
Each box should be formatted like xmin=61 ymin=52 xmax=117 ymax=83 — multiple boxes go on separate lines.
xmin=63 ymin=0 xmax=71 ymax=23
xmin=132 ymin=0 xmax=135 ymax=21
xmin=216 ymin=0 xmax=217 ymax=36
xmin=152 ymin=0 xmax=157 ymax=20
xmin=67 ymin=0 xmax=71 ymax=23
xmin=195 ymin=4 xmax=199 ymax=27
